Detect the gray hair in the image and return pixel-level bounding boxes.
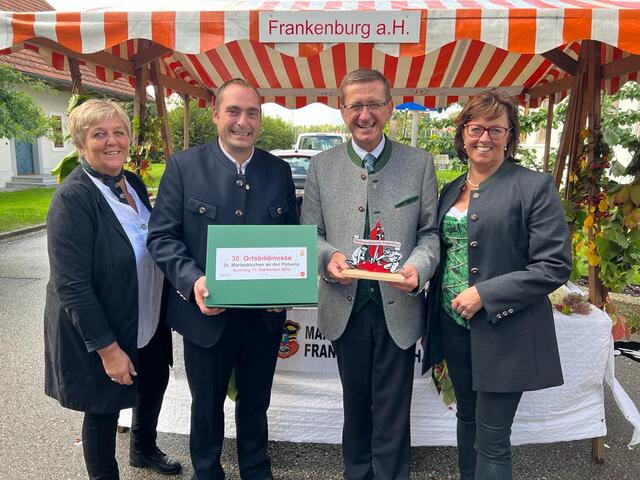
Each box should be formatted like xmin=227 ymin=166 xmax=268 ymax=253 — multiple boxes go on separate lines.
xmin=339 ymin=69 xmax=392 ymax=105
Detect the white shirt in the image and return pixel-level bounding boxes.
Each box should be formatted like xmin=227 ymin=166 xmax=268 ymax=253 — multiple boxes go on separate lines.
xmin=219 ymin=139 xmax=253 ymax=174
xmin=352 ymin=136 xmax=386 ymax=163
xmin=84 ymin=170 xmax=164 ymax=348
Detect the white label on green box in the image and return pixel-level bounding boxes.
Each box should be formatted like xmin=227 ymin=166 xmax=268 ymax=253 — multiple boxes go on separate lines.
xmin=216 ymin=247 xmax=308 ymax=281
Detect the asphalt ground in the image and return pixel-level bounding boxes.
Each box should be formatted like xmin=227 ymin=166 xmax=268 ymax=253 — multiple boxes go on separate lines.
xmin=0 ymin=231 xmax=638 ymax=480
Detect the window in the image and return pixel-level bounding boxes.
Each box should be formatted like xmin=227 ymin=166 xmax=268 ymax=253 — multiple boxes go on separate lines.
xmin=51 ymin=114 xmax=64 ymax=149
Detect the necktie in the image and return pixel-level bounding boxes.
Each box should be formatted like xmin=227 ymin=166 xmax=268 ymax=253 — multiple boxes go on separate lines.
xmin=363 ymin=153 xmax=377 ymax=173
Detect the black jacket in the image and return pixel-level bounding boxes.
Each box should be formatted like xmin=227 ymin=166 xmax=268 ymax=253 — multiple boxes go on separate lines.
xmin=424 ymin=161 xmax=572 ymax=392
xmin=44 ymin=167 xmax=171 ymax=413
xmin=147 ymin=139 xmax=299 ymax=347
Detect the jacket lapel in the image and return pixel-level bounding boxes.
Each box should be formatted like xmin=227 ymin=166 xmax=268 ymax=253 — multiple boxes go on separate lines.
xmin=438 ymin=175 xmax=466 ymax=226
xmin=76 ymin=166 xmax=132 ymax=247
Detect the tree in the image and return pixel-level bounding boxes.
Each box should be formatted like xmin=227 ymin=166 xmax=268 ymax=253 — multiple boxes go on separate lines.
xmin=168 ymin=99 xmax=217 ymax=151
xmin=256 ymin=116 xmax=295 ymax=151
xmin=0 ymin=65 xmax=54 ymax=141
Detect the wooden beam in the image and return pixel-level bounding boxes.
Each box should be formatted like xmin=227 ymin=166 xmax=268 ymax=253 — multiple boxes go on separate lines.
xmin=131 ymin=43 xmax=172 ymax=69
xmin=149 ymin=59 xmax=173 ymax=158
xmin=601 ymin=54 xmax=640 ymax=80
xmin=542 ymin=95 xmax=555 ymax=173
xmin=160 ymin=74 xmax=212 ymax=102
xmin=68 ymin=57 xmax=82 ymax=95
xmin=526 ymin=77 xmax=573 ymax=101
xmin=28 ymin=37 xmax=211 ymax=101
xmin=183 ymin=94 xmax=190 ymax=150
xmin=541 ymin=48 xmax=579 ymax=76
xmin=29 ymin=37 xmax=134 ymax=75
xmin=592 ymin=437 xmax=605 ymax=464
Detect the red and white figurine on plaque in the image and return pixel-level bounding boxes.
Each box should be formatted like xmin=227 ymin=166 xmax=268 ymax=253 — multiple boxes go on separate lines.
xmin=342 ymin=220 xmax=405 ymax=283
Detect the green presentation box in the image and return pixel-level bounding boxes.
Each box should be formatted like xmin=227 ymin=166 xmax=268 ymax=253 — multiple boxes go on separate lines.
xmin=205 ymin=224 xmax=318 ymax=308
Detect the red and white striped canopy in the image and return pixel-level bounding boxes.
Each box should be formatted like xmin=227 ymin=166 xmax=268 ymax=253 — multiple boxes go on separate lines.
xmin=2 ymin=1 xmax=640 ymax=108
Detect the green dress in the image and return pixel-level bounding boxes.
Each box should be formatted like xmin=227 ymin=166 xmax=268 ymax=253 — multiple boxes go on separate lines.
xmin=440 ymin=208 xmax=470 ymax=328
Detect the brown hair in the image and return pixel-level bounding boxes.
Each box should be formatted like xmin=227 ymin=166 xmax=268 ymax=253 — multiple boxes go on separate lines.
xmin=214 ymin=78 xmax=261 ymax=111
xmin=454 ymin=89 xmax=520 ymax=163
xmin=67 ymin=99 xmax=131 ymax=152
xmin=339 ymin=69 xmax=392 ymax=106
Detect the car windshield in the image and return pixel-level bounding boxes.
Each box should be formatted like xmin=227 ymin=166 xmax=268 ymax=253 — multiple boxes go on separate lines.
xmin=283 ymin=156 xmax=311 ymax=176
xmin=299 ymin=136 xmax=343 ymax=151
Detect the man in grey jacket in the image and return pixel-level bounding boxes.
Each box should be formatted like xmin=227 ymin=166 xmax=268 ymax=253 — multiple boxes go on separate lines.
xmin=301 ymin=69 xmax=440 ymax=479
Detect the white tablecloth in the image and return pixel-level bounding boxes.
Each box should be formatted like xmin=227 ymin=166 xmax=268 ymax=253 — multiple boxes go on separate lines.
xmin=121 ymin=307 xmax=640 ymax=446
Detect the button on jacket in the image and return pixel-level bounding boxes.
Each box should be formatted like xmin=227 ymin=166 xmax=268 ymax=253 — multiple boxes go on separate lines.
xmin=424 ymin=160 xmax=572 ymax=392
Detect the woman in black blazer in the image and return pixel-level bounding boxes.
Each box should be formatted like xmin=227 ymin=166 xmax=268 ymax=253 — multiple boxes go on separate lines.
xmin=44 ymin=99 xmax=180 ymax=479
xmin=424 ymin=90 xmax=572 ymax=479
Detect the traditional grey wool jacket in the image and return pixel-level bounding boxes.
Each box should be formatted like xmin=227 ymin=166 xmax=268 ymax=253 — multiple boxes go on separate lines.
xmin=301 ymin=139 xmax=440 ymax=349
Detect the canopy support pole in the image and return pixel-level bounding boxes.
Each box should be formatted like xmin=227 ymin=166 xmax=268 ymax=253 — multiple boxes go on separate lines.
xmin=133 ymin=64 xmax=148 ymax=148
xmin=411 ymin=111 xmax=419 ymax=147
xmin=542 ymin=95 xmax=555 ymax=173
xmin=68 ymin=57 xmax=82 ymax=95
xmin=183 ymin=94 xmax=190 ymax=150
xmin=149 ymin=59 xmax=173 ymax=158
xmin=584 ymin=40 xmax=606 ymax=308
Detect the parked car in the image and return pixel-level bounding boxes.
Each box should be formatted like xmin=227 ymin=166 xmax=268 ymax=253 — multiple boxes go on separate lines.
xmin=294 ymin=132 xmax=346 ymax=152
xmin=271 ymin=148 xmax=320 ymax=215
xmin=270 ymin=148 xmax=319 ymax=192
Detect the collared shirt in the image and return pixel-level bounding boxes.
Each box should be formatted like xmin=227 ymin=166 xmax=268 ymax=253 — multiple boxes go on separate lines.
xmin=84 ymin=170 xmax=164 ymax=348
xmin=219 ymin=139 xmax=253 ymax=174
xmin=351 ymin=136 xmax=385 ymax=163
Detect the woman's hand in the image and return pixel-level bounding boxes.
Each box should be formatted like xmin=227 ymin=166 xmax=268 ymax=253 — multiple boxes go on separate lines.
xmin=451 ymin=286 xmax=483 ymax=321
xmin=97 ymin=342 xmax=137 ymax=385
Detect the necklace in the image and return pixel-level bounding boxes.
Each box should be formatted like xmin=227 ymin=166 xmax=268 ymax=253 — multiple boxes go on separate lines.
xmin=466 ymin=174 xmax=480 ymax=188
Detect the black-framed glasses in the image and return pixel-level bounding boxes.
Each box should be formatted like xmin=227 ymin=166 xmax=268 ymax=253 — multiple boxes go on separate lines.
xmin=464 ymin=124 xmax=513 ymax=140
xmin=342 ymin=101 xmax=389 ymax=113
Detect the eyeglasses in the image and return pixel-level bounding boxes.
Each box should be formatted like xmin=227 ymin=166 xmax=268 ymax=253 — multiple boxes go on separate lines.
xmin=342 ymin=101 xmax=389 ymax=113
xmin=464 ymin=124 xmax=513 ymax=140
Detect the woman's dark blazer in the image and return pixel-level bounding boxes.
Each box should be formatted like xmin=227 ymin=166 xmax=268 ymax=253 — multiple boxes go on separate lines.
xmin=44 ymin=166 xmax=171 ymax=413
xmin=424 ymin=160 xmax=572 ymax=392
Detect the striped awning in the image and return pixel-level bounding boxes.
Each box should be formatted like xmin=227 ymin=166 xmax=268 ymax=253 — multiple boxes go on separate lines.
xmin=1 ymin=1 xmax=640 ymax=108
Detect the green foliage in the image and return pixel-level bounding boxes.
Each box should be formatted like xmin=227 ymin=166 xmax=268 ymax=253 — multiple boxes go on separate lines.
xmin=435 ymin=169 xmax=462 ymax=192
xmin=168 ymin=99 xmax=217 ymax=151
xmin=0 ymin=65 xmax=55 ymax=141
xmin=0 ymin=188 xmax=54 ymax=233
xmin=256 ymin=116 xmax=296 ymax=152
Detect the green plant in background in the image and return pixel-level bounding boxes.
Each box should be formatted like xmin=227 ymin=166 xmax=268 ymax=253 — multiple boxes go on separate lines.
xmin=128 ymin=111 xmax=165 ymax=183
xmin=0 ymin=65 xmax=56 ymax=142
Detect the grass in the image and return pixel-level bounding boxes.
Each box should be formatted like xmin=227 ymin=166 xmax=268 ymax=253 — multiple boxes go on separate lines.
xmin=0 ymin=188 xmax=55 ymax=233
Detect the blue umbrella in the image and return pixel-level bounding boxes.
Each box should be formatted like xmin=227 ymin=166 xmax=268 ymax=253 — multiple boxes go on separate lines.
xmin=395 ymin=102 xmax=428 ymax=111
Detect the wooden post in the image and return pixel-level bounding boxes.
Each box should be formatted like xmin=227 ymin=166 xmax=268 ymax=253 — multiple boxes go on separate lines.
xmin=592 ymin=436 xmax=605 ymax=464
xmin=584 ymin=40 xmax=607 ymax=308
xmin=149 ymin=59 xmax=173 ymax=158
xmin=542 ymin=95 xmax=555 ymax=173
xmin=133 ymin=65 xmax=148 ymax=148
xmin=183 ymin=94 xmax=190 ymax=150
xmin=68 ymin=57 xmax=82 ymax=95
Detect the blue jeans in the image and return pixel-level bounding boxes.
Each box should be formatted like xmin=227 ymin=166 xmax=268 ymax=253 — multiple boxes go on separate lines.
xmin=440 ymin=308 xmax=522 ymax=480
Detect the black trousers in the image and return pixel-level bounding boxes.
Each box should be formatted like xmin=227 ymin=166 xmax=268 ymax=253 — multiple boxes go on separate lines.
xmin=440 ymin=309 xmax=522 ymax=480
xmin=183 ymin=309 xmax=282 ymax=480
xmin=82 ymin=322 xmax=171 ymax=480
xmin=332 ymin=301 xmax=415 ymax=480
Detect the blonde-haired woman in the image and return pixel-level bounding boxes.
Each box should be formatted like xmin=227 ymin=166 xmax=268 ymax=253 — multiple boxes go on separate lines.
xmin=44 ymin=99 xmax=180 ymax=479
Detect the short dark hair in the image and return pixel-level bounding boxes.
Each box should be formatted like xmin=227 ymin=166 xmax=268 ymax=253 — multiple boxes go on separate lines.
xmin=214 ymin=78 xmax=261 ymax=111
xmin=339 ymin=69 xmax=392 ymax=106
xmin=454 ymin=89 xmax=520 ymax=163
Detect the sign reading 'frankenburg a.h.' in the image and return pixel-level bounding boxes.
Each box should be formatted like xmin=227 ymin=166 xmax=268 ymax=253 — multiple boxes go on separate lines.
xmin=259 ymin=11 xmax=421 ymax=43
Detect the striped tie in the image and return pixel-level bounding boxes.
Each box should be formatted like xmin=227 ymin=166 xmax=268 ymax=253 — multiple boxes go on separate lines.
xmin=363 ymin=153 xmax=376 ymax=173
